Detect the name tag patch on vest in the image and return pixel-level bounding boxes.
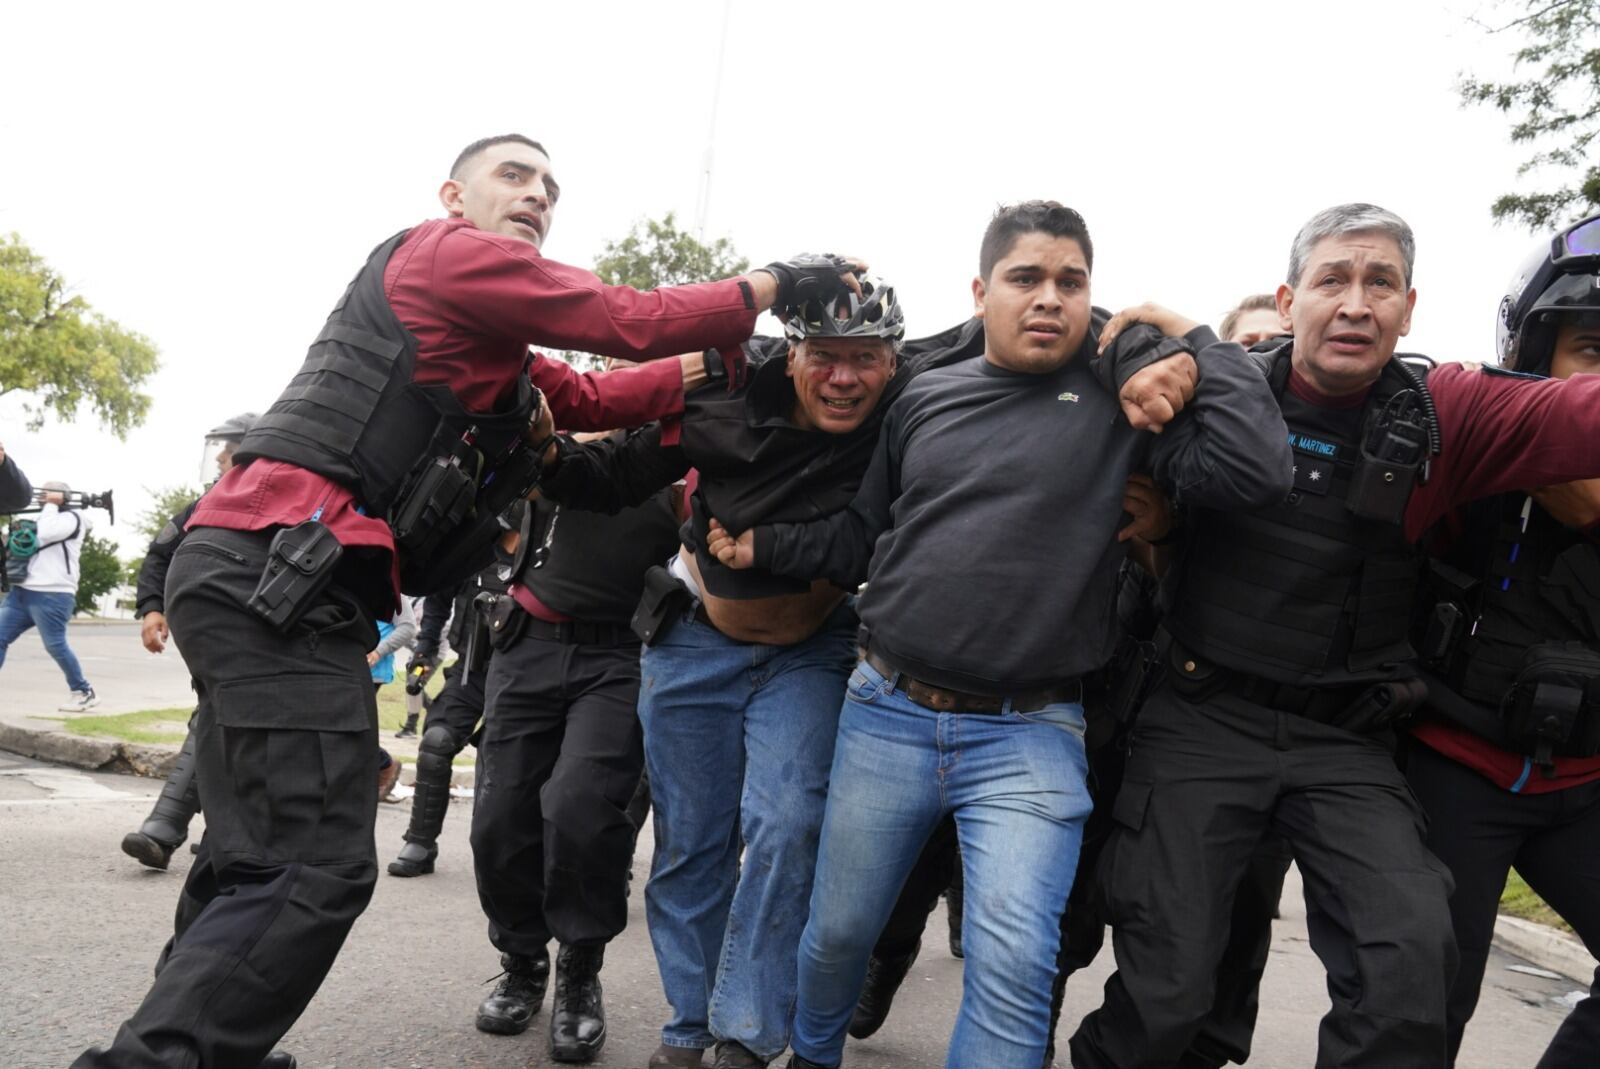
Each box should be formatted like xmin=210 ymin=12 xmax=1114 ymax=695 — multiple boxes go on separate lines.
xmin=1288 ymin=432 xmax=1340 ymax=459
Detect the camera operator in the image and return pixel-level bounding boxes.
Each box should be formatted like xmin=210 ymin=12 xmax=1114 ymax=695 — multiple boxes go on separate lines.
xmin=0 ymin=441 xmax=31 ymax=513
xmin=0 ymin=479 xmax=97 ymax=709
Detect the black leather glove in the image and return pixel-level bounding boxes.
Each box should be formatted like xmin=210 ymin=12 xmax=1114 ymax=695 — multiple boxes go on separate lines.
xmin=757 ymin=253 xmax=858 ymax=311
xmin=703 ymin=345 xmax=750 ymax=392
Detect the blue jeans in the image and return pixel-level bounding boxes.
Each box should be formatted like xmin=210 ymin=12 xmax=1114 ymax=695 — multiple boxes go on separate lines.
xmin=792 ymin=658 xmax=1092 ymax=1069
xmin=640 ymin=601 xmax=857 ymax=1059
xmin=0 ymin=586 xmax=89 ymax=692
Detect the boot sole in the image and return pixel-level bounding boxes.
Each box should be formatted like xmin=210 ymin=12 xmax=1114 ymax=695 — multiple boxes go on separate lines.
xmin=475 ymin=1012 xmax=534 ymax=1036
xmin=550 ymin=1023 xmax=606 ymax=1063
xmin=121 ymin=833 xmax=173 ymax=871
xmin=386 ymin=858 xmax=435 ymax=877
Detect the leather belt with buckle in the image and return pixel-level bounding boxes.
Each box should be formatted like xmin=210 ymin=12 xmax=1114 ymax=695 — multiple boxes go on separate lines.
xmin=861 ymin=648 xmax=1080 ymax=715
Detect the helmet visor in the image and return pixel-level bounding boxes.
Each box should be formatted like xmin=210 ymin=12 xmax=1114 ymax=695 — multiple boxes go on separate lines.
xmin=200 ymin=436 xmax=239 ymax=484
xmin=1557 ymin=216 xmax=1600 ymax=266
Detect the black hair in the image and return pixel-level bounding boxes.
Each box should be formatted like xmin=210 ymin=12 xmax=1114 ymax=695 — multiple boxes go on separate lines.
xmin=450 ymin=134 xmax=548 ymax=179
xmin=979 ymin=200 xmax=1094 ymax=280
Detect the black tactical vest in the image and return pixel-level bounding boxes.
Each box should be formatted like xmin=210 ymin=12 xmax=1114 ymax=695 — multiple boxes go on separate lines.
xmin=515 ymin=485 xmax=681 ymax=624
xmin=1430 ymin=495 xmax=1600 ymax=707
xmin=235 ymin=230 xmax=539 ymax=533
xmin=1164 ymin=348 xmax=1426 ymax=686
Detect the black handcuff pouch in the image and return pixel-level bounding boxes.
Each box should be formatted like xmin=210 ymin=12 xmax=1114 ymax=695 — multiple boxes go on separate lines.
xmin=1502 ymin=642 xmax=1600 ymax=765
xmin=248 ymin=520 xmax=344 ymax=633
xmin=480 ymin=591 xmax=527 ymax=653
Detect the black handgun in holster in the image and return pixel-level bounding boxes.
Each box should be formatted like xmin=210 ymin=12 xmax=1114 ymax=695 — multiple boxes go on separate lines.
xmin=632 ymin=565 xmax=695 ymax=646
xmin=1105 ymin=635 xmax=1163 ymax=724
xmin=1335 ymin=676 xmax=1428 ymax=734
xmin=478 ymin=590 xmax=527 ymax=655
xmin=248 ymin=520 xmax=344 ymax=633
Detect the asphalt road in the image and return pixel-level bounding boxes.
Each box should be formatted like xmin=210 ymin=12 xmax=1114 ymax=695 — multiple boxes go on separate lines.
xmin=0 ymin=751 xmax=1581 ymax=1069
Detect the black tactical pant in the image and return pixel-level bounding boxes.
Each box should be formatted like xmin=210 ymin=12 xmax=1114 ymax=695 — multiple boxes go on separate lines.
xmin=472 ymin=626 xmax=645 ymax=956
xmin=1070 ymin=682 xmax=1457 ymax=1069
xmin=1062 ymin=727 xmax=1293 ymax=1069
xmin=1407 ymin=741 xmax=1600 ymax=1068
xmin=424 ymin=659 xmax=487 ymax=748
xmin=74 ymin=527 xmax=380 ymax=1069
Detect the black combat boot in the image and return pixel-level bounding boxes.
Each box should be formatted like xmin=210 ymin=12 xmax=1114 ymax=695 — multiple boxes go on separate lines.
xmin=475 ymin=949 xmax=551 ymax=1035
xmin=121 ymin=728 xmax=202 ymax=870
xmin=550 ymin=943 xmax=607 ymax=1062
xmin=260 ymin=1053 xmax=297 ymax=1069
xmin=394 ymin=712 xmax=419 ymax=738
xmin=387 ymin=724 xmax=457 ymax=877
xmin=387 ymin=839 xmax=437 ymax=877
xmin=711 ymin=1040 xmax=768 ymax=1068
xmin=848 ymin=940 xmax=920 ymax=1038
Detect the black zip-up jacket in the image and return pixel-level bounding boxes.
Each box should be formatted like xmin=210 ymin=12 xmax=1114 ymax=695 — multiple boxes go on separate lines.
xmin=135 ymin=499 xmax=200 ymax=617
xmin=539 ymin=323 xmax=990 ymax=599
xmin=753 ymin=327 xmax=1295 ymax=693
xmin=0 ymin=454 xmax=30 ymax=513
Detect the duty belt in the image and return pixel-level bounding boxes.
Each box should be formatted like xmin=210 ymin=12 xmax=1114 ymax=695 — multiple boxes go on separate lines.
xmin=1221 ymin=670 xmax=1367 ymax=722
xmin=522 ymin=615 xmax=640 ymax=648
xmin=862 ymin=647 xmax=1081 ymax=716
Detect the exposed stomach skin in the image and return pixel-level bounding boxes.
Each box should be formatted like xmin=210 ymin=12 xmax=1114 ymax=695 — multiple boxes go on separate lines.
xmin=677 ymin=545 xmax=847 ymax=646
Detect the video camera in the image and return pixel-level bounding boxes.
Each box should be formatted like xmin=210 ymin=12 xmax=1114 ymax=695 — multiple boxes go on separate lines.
xmin=11 ymin=487 xmax=116 ymax=525
xmin=2 ymin=488 xmax=115 ymax=593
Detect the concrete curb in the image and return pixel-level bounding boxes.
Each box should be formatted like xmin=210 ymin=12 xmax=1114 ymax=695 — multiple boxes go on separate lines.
xmin=1493 ymin=914 xmax=1597 ymax=986
xmin=0 ymin=723 xmax=476 ymax=787
xmin=0 ymin=723 xmax=179 ymax=778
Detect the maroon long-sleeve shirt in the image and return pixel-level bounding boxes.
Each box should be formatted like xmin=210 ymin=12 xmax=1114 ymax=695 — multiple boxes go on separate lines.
xmin=190 ymin=218 xmax=758 ymax=591
xmin=1313 ymin=360 xmax=1600 ymax=792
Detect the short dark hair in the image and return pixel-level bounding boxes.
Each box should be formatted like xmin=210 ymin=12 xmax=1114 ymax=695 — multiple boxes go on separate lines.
xmin=979 ymin=200 xmax=1094 ymax=281
xmin=1218 ymin=293 xmax=1279 ymax=343
xmin=450 ymin=134 xmax=548 ymax=179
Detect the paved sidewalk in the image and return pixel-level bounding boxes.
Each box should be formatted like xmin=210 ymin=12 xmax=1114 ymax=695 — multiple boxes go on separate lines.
xmin=0 ymin=618 xmax=456 ymax=782
xmin=2 ymin=619 xmax=1592 ymax=992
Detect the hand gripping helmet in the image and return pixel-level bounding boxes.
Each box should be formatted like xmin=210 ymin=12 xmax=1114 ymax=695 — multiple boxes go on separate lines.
xmin=784 ymin=274 xmax=906 ymax=352
xmin=1496 ymin=212 xmax=1600 ymax=375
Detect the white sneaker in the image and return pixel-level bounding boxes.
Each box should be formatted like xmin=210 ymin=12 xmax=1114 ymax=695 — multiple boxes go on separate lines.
xmin=60 ymin=688 xmax=98 ymax=712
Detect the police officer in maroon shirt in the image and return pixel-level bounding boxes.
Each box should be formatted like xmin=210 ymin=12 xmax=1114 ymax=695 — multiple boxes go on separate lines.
xmin=72 ymin=133 xmax=865 ymax=1069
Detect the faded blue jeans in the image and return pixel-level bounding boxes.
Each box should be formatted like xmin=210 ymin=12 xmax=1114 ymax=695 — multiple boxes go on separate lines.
xmin=791 ymin=657 xmax=1093 ymax=1069
xmin=640 ymin=601 xmax=857 ymax=1059
xmin=0 ymin=586 xmax=90 ymax=692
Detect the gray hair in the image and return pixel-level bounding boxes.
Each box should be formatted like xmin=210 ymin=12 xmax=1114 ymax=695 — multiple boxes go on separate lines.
xmin=1286 ymin=203 xmax=1415 ymax=288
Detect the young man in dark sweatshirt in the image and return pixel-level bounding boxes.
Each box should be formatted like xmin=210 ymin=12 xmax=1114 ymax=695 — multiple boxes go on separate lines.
xmin=708 ymin=200 xmax=1294 ymax=1069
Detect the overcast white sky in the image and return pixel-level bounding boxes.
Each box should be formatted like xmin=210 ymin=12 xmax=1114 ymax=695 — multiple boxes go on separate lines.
xmin=0 ymin=0 xmax=1553 ymax=554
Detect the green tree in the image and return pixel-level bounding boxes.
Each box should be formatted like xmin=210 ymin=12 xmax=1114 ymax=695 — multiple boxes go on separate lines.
xmin=0 ymin=234 xmax=161 ymax=437
xmin=592 ymin=211 xmax=750 ymax=290
xmin=122 ymin=483 xmax=203 ymax=586
xmin=1461 ymin=0 xmax=1600 ymax=229
xmin=554 ymin=213 xmax=749 ymax=373
xmin=74 ymin=532 xmax=123 ymax=615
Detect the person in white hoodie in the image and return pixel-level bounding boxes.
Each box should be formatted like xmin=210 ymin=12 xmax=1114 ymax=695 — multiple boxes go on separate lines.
xmin=0 ymin=479 xmax=97 ymax=709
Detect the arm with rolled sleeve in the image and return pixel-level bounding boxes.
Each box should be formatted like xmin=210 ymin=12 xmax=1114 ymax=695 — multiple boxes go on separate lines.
xmin=1143 ymin=327 xmax=1295 ymax=510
